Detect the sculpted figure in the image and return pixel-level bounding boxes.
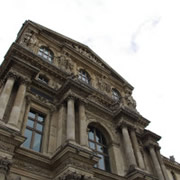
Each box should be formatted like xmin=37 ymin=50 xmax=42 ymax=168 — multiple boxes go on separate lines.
xmin=125 ymin=89 xmax=136 ymax=109
xmin=20 ymin=29 xmax=37 ymax=48
xmin=58 ymin=54 xmax=74 ymax=73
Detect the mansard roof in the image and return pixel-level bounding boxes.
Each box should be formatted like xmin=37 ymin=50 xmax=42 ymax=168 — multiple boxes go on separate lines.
xmin=16 ymin=20 xmax=133 ymax=90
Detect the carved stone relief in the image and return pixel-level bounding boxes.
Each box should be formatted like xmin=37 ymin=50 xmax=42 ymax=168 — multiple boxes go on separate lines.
xmin=0 ymin=157 xmax=12 ymax=175
xmin=96 ymin=76 xmax=111 ymax=94
xmin=65 ymin=42 xmax=105 ymax=68
xmin=124 ymin=89 xmax=137 ymax=110
xmin=57 ymin=53 xmax=74 ymax=74
xmin=57 ymin=170 xmax=94 ymax=180
xmin=20 ymin=28 xmax=37 ymax=49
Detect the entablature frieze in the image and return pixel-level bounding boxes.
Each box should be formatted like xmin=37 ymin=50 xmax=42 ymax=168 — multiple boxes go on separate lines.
xmin=26 ymin=93 xmax=56 ymax=112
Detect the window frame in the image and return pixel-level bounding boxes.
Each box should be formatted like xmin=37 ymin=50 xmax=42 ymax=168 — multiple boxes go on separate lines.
xmin=38 ymin=46 xmax=54 ymax=63
xmin=78 ymin=69 xmax=91 ymax=84
xmin=88 ymin=126 xmax=111 ymax=172
xmin=112 ymin=88 xmax=121 ymax=101
xmin=23 ymin=109 xmax=45 ymax=152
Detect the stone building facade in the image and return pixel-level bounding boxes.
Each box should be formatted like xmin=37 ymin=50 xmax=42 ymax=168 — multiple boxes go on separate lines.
xmin=0 ymin=20 xmax=179 ymax=180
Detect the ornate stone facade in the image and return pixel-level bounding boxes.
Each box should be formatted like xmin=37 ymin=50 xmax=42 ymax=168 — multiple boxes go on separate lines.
xmin=0 ymin=20 xmax=179 ymax=180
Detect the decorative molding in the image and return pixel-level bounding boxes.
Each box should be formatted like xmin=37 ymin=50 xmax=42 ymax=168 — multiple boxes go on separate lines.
xmin=19 ymin=28 xmax=37 ymax=50
xmin=12 ymin=159 xmax=49 ymax=176
xmin=65 ymin=42 xmax=105 ymax=68
xmin=0 ymin=142 xmax=14 ymax=153
xmin=0 ymin=157 xmax=12 ymax=175
xmin=57 ymin=52 xmax=74 ymax=74
xmin=57 ymin=170 xmax=94 ymax=180
xmin=96 ymin=76 xmax=111 ymax=94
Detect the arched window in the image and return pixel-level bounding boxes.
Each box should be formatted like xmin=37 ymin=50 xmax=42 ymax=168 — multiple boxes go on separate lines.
xmin=38 ymin=74 xmax=49 ymax=84
xmin=78 ymin=69 xmax=90 ymax=84
xmin=38 ymin=46 xmax=54 ymax=63
xmin=88 ymin=126 xmax=111 ymax=172
xmin=112 ymin=88 xmax=121 ymax=101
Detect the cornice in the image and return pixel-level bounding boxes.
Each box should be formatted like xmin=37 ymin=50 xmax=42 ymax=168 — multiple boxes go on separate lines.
xmin=163 ymin=156 xmax=180 ymax=172
xmin=0 ymin=123 xmax=25 ymax=147
xmin=142 ymin=130 xmax=161 ymax=144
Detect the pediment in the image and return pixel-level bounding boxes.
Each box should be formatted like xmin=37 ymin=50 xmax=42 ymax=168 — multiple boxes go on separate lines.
xmin=18 ymin=20 xmax=133 ymax=90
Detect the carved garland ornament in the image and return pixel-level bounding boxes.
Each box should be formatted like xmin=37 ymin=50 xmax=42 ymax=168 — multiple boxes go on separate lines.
xmin=57 ymin=170 xmax=94 ymax=180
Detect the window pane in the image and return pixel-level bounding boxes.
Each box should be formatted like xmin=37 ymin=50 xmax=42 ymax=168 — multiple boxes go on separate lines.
xmin=89 ymin=142 xmax=95 ymax=150
xmin=28 ymin=111 xmax=35 ymax=118
xmin=27 ymin=119 xmax=34 ymax=128
xmin=36 ymin=123 xmax=43 ymax=132
xmin=23 ymin=129 xmax=32 ymax=148
xmin=95 ymin=130 xmax=101 ymax=143
xmin=97 ymin=145 xmax=103 ymax=153
xmin=105 ymin=156 xmax=111 ymax=172
xmin=97 ymin=154 xmax=105 ymax=170
xmin=33 ymin=133 xmax=42 ymax=152
xmin=103 ymin=147 xmax=108 ymax=154
xmin=101 ymin=135 xmax=106 ymax=145
xmin=38 ymin=115 xmax=44 ymax=122
xmin=88 ymin=129 xmax=94 ymax=140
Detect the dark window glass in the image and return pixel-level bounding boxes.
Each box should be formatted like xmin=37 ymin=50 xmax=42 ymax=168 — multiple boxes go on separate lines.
xmin=38 ymin=74 xmax=49 ymax=84
xmin=88 ymin=126 xmax=111 ymax=172
xmin=112 ymin=88 xmax=121 ymax=101
xmin=38 ymin=46 xmax=54 ymax=63
xmin=78 ymin=69 xmax=90 ymax=84
xmin=23 ymin=109 xmax=45 ymax=152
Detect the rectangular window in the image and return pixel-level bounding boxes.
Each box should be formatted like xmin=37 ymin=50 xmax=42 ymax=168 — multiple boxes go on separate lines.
xmin=23 ymin=109 xmax=45 ymax=152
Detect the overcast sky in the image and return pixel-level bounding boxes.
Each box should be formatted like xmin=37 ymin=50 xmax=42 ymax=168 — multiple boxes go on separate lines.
xmin=0 ymin=0 xmax=180 ymax=162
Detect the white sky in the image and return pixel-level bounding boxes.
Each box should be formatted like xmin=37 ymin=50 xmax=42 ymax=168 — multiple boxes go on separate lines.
xmin=0 ymin=0 xmax=180 ymax=162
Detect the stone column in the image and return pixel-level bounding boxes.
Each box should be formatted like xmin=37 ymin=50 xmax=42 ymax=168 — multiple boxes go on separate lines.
xmin=8 ymin=81 xmax=27 ymax=129
xmin=0 ymin=75 xmax=16 ymax=121
xmin=66 ymin=96 xmax=75 ymax=142
xmin=0 ymin=157 xmax=11 ymax=180
xmin=156 ymin=148 xmax=170 ymax=180
xmin=57 ymin=103 xmax=66 ymax=148
xmin=149 ymin=145 xmax=164 ymax=180
xmin=130 ymin=128 xmax=145 ymax=169
xmin=79 ymin=100 xmax=88 ymax=146
xmin=121 ymin=125 xmax=137 ymax=168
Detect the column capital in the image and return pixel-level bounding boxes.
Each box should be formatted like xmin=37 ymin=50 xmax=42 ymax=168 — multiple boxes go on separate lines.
xmin=19 ymin=76 xmax=31 ymax=86
xmin=118 ymin=121 xmax=135 ymax=131
xmin=6 ymin=71 xmax=18 ymax=81
xmin=67 ymin=95 xmax=76 ymax=101
xmin=0 ymin=157 xmax=12 ymax=175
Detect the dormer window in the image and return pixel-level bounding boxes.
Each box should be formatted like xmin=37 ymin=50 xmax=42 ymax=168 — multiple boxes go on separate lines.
xmin=38 ymin=46 xmax=54 ymax=63
xmin=38 ymin=74 xmax=49 ymax=84
xmin=112 ymin=88 xmax=121 ymax=101
xmin=78 ymin=69 xmax=90 ymax=84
